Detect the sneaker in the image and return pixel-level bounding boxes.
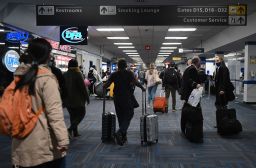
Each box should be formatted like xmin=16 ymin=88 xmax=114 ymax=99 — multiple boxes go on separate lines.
xmin=172 ymin=109 xmax=176 ymax=112
xmin=147 ymin=104 xmax=151 ymax=108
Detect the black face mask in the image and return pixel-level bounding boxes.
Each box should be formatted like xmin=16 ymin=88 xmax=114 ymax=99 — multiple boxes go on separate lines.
xmin=216 ymin=62 xmax=221 ymax=67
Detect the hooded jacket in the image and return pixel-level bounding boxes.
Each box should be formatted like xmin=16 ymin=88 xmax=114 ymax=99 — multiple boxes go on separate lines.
xmin=12 ymin=64 xmax=69 ymax=167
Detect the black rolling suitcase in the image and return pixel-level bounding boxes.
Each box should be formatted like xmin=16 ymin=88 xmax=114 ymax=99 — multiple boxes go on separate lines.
xmin=216 ymin=108 xmax=242 ymax=135
xmin=140 ymin=91 xmax=158 ymax=145
xmin=101 ymin=89 xmax=116 ymax=142
xmin=182 ymin=103 xmax=203 ymax=143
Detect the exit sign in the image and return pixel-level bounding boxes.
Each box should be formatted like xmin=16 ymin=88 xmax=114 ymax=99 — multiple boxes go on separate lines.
xmin=145 ymin=45 xmax=151 ymax=50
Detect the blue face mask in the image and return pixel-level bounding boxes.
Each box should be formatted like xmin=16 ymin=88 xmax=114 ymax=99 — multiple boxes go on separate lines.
xmin=216 ymin=62 xmax=221 ymax=67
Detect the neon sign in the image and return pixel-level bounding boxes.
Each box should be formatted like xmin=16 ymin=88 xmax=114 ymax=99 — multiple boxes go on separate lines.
xmin=60 ymin=26 xmax=87 ymax=45
xmin=2 ymin=50 xmax=20 ymax=72
xmin=6 ymin=31 xmax=29 ymax=43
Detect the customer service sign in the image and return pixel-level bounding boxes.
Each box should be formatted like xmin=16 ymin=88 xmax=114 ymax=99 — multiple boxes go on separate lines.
xmin=37 ymin=5 xmax=247 ymax=26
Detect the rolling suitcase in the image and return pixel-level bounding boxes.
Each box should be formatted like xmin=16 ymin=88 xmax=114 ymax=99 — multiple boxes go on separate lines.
xmin=140 ymin=91 xmax=158 ymax=145
xmin=182 ymin=103 xmax=203 ymax=143
xmin=153 ymin=90 xmax=168 ymax=113
xmin=101 ymin=89 xmax=116 ymax=142
xmin=216 ymin=108 xmax=242 ymax=135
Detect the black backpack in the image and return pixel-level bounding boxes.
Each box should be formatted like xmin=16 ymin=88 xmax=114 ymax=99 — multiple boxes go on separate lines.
xmin=164 ymin=68 xmax=178 ymax=85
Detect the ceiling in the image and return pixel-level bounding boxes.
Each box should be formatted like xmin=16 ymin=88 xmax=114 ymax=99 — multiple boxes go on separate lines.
xmin=1 ymin=0 xmax=256 ymax=65
xmin=88 ymin=26 xmax=228 ymax=64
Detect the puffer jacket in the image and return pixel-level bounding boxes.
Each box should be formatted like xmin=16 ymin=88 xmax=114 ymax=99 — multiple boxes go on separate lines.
xmin=12 ymin=64 xmax=69 ymax=167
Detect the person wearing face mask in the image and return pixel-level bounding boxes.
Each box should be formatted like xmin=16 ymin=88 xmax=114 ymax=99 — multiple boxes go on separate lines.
xmin=214 ymin=55 xmax=235 ymax=109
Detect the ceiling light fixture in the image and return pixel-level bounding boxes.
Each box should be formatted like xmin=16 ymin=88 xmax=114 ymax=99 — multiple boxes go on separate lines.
xmin=114 ymin=43 xmax=133 ymax=45
xmin=123 ymin=50 xmax=137 ymax=52
xmin=97 ymin=28 xmax=124 ymax=31
xmin=165 ymin=37 xmax=188 ymax=40
xmin=0 ymin=42 xmax=5 ymax=45
xmin=161 ymin=47 xmax=177 ymax=49
xmin=157 ymin=55 xmax=169 ymax=57
xmin=107 ymin=37 xmax=129 ymax=39
xmin=128 ymin=55 xmax=140 ymax=57
xmin=159 ymin=50 xmax=174 ymax=52
xmin=0 ymin=29 xmax=4 ymax=32
xmin=118 ymin=46 xmax=135 ymax=49
xmin=158 ymin=53 xmax=172 ymax=55
xmin=125 ymin=53 xmax=139 ymax=55
xmin=168 ymin=28 xmax=197 ymax=31
xmin=162 ymin=43 xmax=182 ymax=45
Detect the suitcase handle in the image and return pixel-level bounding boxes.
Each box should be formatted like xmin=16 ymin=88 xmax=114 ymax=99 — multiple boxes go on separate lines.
xmin=103 ymin=88 xmax=106 ymax=115
xmin=142 ymin=90 xmax=146 ymax=116
xmin=159 ymin=90 xmax=165 ymax=97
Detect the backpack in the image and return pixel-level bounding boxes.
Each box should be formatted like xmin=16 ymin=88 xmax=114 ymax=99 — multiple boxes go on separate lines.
xmin=164 ymin=68 xmax=178 ymax=85
xmin=0 ymin=67 xmax=51 ymax=139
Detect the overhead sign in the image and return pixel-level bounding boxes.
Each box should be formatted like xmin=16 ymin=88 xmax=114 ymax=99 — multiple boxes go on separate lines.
xmin=36 ymin=5 xmax=247 ymax=26
xmin=60 ymin=26 xmax=87 ymax=45
xmin=179 ymin=48 xmax=204 ymax=53
xmin=2 ymin=50 xmax=20 ymax=72
xmin=6 ymin=31 xmax=29 ymax=44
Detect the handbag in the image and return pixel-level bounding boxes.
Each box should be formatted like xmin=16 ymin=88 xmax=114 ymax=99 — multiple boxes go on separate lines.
xmin=187 ymin=87 xmax=203 ymax=107
xmin=132 ymin=95 xmax=139 ymax=108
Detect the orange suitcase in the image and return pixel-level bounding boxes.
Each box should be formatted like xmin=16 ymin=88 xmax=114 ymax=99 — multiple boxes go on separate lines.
xmin=153 ymin=91 xmax=168 ymax=113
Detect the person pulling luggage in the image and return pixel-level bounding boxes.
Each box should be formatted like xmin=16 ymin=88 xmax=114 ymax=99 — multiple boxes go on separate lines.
xmin=104 ymin=59 xmax=145 ymax=146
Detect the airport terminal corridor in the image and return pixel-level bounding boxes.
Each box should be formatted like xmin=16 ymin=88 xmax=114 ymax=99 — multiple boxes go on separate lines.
xmin=1 ymin=88 xmax=256 ymax=168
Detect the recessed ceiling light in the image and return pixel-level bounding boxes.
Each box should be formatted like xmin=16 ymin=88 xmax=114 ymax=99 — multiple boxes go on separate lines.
xmin=157 ymin=55 xmax=169 ymax=57
xmin=0 ymin=29 xmax=4 ymax=32
xmin=159 ymin=50 xmax=174 ymax=52
xmin=158 ymin=53 xmax=172 ymax=55
xmin=118 ymin=46 xmax=135 ymax=49
xmin=168 ymin=28 xmax=197 ymax=31
xmin=161 ymin=47 xmax=177 ymax=49
xmin=162 ymin=43 xmax=182 ymax=45
xmin=97 ymin=28 xmax=124 ymax=31
xmin=165 ymin=37 xmax=187 ymax=40
xmin=123 ymin=50 xmax=137 ymax=52
xmin=128 ymin=55 xmax=140 ymax=57
xmin=0 ymin=42 xmax=5 ymax=45
xmin=107 ymin=37 xmax=129 ymax=39
xmin=114 ymin=43 xmax=133 ymax=45
xmin=125 ymin=53 xmax=139 ymax=55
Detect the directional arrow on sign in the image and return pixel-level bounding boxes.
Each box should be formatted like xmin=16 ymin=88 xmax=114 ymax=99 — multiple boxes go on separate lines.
xmin=101 ymin=7 xmax=108 ymax=14
xmin=238 ymin=17 xmax=245 ymax=24
xmin=39 ymin=7 xmax=45 ymax=14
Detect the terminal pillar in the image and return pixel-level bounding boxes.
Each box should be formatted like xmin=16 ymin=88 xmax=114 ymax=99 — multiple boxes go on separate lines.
xmin=243 ymin=42 xmax=256 ymax=103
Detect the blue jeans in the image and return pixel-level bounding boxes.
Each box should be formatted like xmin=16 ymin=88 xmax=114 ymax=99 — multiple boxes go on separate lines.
xmin=148 ymin=85 xmax=158 ymax=105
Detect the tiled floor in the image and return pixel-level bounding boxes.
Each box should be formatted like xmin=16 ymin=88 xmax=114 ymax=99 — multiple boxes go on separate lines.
xmin=1 ymin=89 xmax=256 ymax=168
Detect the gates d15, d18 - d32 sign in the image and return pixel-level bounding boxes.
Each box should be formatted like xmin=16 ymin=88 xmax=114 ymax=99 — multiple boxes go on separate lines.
xmin=60 ymin=26 xmax=88 ymax=45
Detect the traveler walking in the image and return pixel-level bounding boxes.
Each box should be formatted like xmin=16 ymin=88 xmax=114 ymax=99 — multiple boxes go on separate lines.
xmin=104 ymin=59 xmax=145 ymax=146
xmin=11 ymin=38 xmax=69 ymax=167
xmin=162 ymin=62 xmax=180 ymax=112
xmin=145 ymin=64 xmax=160 ymax=108
xmin=180 ymin=56 xmax=203 ymax=143
xmin=64 ymin=59 xmax=90 ymax=137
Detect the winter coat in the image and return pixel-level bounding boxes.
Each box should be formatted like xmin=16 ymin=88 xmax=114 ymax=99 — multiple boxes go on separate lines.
xmin=12 ymin=64 xmax=69 ymax=167
xmin=64 ymin=67 xmax=90 ymax=108
xmin=180 ymin=65 xmax=200 ymax=101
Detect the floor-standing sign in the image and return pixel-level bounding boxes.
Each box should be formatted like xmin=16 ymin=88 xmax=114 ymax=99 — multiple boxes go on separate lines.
xmin=244 ymin=42 xmax=256 ymax=103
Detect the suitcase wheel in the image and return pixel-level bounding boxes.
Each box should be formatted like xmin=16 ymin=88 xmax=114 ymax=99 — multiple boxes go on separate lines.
xmin=141 ymin=141 xmax=144 ymax=145
xmin=156 ymin=139 xmax=158 ymax=143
